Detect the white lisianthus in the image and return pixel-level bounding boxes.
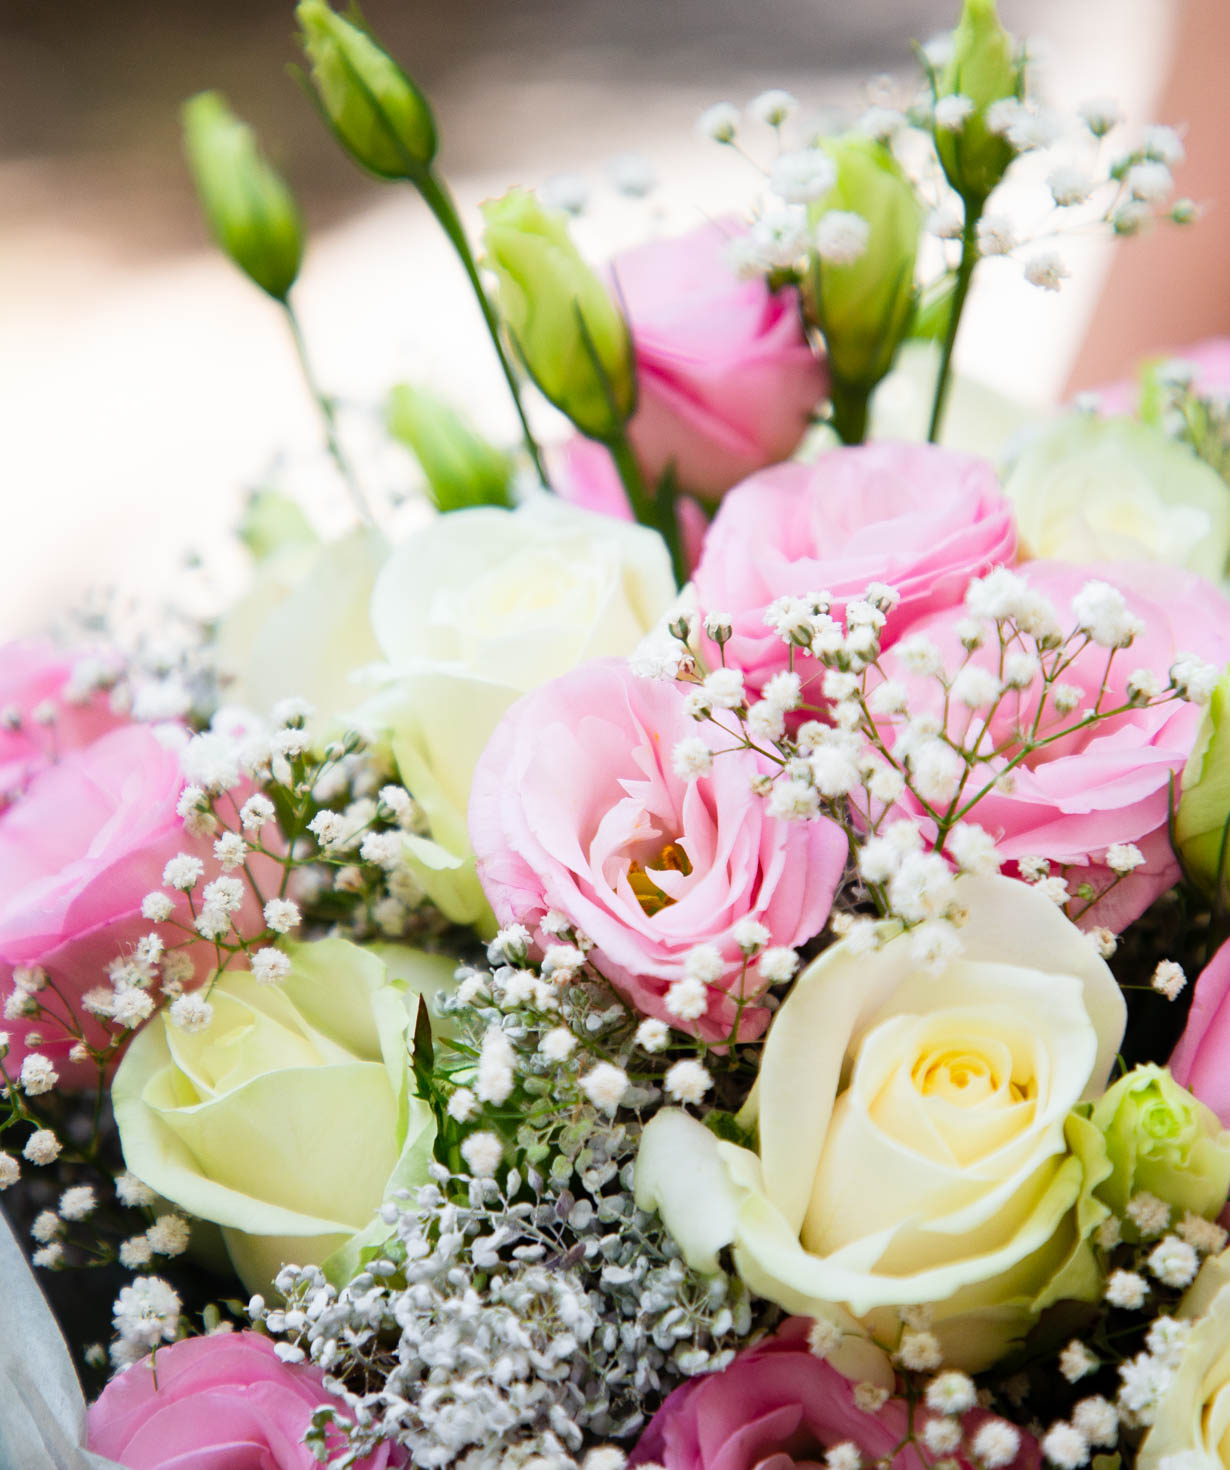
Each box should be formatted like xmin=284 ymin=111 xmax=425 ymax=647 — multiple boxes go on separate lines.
xmin=636 ymin=876 xmax=1125 ymax=1376
xmin=1003 ymin=416 xmax=1230 ymax=580
xmin=361 ymin=498 xmax=675 ymax=927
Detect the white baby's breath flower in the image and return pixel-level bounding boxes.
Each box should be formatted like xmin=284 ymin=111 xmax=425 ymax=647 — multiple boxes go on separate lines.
xmin=539 ymin=1027 xmax=576 ymax=1062
xmin=59 ymin=1186 xmax=97 ymax=1222
xmin=697 ymin=102 xmax=740 ymax=143
xmin=672 ymin=737 xmax=713 ymax=781
xmin=1041 ymin=1422 xmax=1090 ymax=1468
xmin=579 ymin=1062 xmax=629 ymax=1113
xmin=162 ymin=854 xmax=204 ymax=892
xmin=262 ymin=899 xmax=300 ymax=934
xmin=771 ymin=149 xmax=836 ymax=203
xmin=0 ymin=1153 xmax=19 ymax=1188
xmin=1060 ymin=1341 xmax=1099 ymax=1383
xmin=141 ymin=892 xmax=175 ymax=923
xmin=973 ymin=1422 xmax=1023 ymax=1468
xmin=23 ymin=1130 xmax=61 ymax=1165
xmin=815 ymin=211 xmax=871 ymax=266
xmin=664 ymin=1059 xmax=713 ymax=1104
xmin=1147 ymin=1235 xmax=1199 ymax=1288
xmin=1024 ymin=249 xmax=1071 ymax=291
xmin=749 ymin=88 xmax=798 ymax=126
xmin=460 ymin=1131 xmax=503 ymax=1178
xmin=20 ymin=1053 xmax=58 ymax=1096
xmin=1105 ymin=1270 xmax=1149 ymax=1309
xmin=976 ymin=214 xmax=1017 ymax=256
xmin=146 ymin=1214 xmax=191 ymax=1257
xmin=169 ymin=993 xmax=213 ymax=1033
xmin=665 ymin=977 xmax=708 ymax=1020
xmin=635 ymin=1017 xmax=671 ymax=1052
xmin=446 ymin=1088 xmax=476 ymax=1122
xmin=1151 ymin=960 xmax=1187 ymax=1001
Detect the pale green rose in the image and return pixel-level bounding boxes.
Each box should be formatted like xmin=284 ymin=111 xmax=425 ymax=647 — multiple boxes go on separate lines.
xmin=111 ymin=938 xmax=449 ymax=1294
xmin=213 ymin=526 xmax=388 ymax=732
xmin=361 ymin=496 xmax=675 ymax=928
xmin=1003 ymin=416 xmax=1230 ymax=580
xmin=1140 ymin=1250 xmax=1230 ymax=1470
xmin=1177 ymin=669 xmax=1230 ymax=901
xmin=636 ymin=876 xmax=1125 ymax=1375
xmin=1084 ymin=1063 xmax=1230 ymax=1230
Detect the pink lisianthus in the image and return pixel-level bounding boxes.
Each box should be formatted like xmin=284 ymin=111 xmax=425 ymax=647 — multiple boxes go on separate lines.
xmin=0 ymin=724 xmax=265 ymax=1087
xmin=610 ymin=219 xmax=827 ymax=497
xmin=1171 ymin=940 xmax=1230 ymax=1124
xmin=86 ymin=1332 xmax=401 ymax=1469
xmin=692 ymin=444 xmax=1016 ymax=702
xmin=469 ymin=659 xmax=846 ymax=1041
xmin=630 ymin=1319 xmax=1039 ymax=1470
xmin=0 ymin=640 xmax=123 ymax=804
xmin=551 ymin=435 xmax=711 ymax=575
xmin=873 ymin=561 xmax=1230 ymax=931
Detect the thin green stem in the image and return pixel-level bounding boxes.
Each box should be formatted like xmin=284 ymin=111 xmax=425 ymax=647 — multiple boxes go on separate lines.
xmin=415 ymin=170 xmax=548 ymax=487
xmin=926 ymin=198 xmax=983 ymax=444
xmin=282 ymin=300 xmax=376 ymax=527
xmin=609 ymin=434 xmax=688 ymax=588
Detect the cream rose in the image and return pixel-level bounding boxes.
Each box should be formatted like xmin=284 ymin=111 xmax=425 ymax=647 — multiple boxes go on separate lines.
xmin=636 ymin=876 xmax=1126 ymax=1374
xmin=1003 ymin=416 xmax=1230 ymax=580
xmin=363 ymin=496 xmax=676 ymax=926
xmin=1140 ymin=1250 xmax=1230 ymax=1470
xmin=112 ymin=938 xmax=450 ymax=1294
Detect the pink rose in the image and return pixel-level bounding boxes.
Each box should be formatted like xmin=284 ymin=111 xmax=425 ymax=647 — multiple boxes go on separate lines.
xmin=693 ymin=444 xmax=1016 ymax=701
xmin=86 ymin=1331 xmax=400 ymax=1469
xmin=1093 ymin=337 xmax=1230 ymax=415
xmin=0 ymin=640 xmax=122 ymax=804
xmin=0 ymin=724 xmax=263 ymax=1086
xmin=469 ymin=659 xmax=846 ymax=1041
xmin=551 ymin=434 xmax=710 ymax=575
xmin=873 ymin=561 xmax=1230 ymax=930
xmin=1171 ymin=940 xmax=1230 ymax=1123
xmin=631 ymin=1319 xmax=1039 ymax=1470
xmin=611 ymin=220 xmax=827 ymax=497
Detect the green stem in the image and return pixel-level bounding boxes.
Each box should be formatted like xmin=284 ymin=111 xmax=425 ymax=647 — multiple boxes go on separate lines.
xmin=926 ymin=198 xmax=983 ymax=444
xmin=415 ymin=169 xmax=548 ymax=487
xmin=283 ymin=299 xmax=375 ymax=527
xmin=829 ymin=377 xmax=871 ymax=445
xmin=609 ymin=434 xmax=688 ymax=588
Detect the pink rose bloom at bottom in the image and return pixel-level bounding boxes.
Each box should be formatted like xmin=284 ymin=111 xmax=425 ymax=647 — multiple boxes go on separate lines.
xmin=469 ymin=660 xmax=846 ymax=1042
xmin=1171 ymin=939 xmax=1230 ymax=1124
xmin=87 ymin=1332 xmax=401 ymax=1469
xmin=631 ymin=1320 xmax=1038 ymax=1470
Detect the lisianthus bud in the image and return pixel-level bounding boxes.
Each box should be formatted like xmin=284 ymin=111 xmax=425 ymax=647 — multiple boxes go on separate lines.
xmin=1082 ymin=1064 xmax=1230 ymax=1231
xmin=296 ymin=0 xmax=436 ymax=178
xmin=802 ymin=136 xmax=922 ymax=409
xmin=480 ymin=189 xmax=635 ymax=440
xmin=934 ymin=0 xmax=1022 ymax=204
xmin=1177 ymin=667 xmax=1230 ymax=898
xmin=387 ymin=385 xmax=513 ymax=512
xmin=181 ymin=92 xmax=303 ymax=301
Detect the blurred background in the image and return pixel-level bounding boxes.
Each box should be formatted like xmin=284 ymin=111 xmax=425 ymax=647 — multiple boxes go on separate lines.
xmin=0 ymin=0 xmax=1183 ymax=636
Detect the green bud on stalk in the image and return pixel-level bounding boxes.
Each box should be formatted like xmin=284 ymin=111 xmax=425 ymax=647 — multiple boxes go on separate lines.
xmin=480 ymin=189 xmax=635 ymax=441
xmin=387 ymin=385 xmax=514 ymax=511
xmin=934 ymin=0 xmax=1021 ymax=205
xmin=803 ymin=136 xmax=922 ymax=439
xmin=296 ymin=0 xmax=437 ymax=179
xmin=181 ymin=92 xmax=303 ymax=301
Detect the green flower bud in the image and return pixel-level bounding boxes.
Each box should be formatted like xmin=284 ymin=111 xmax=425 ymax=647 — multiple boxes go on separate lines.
xmin=803 ymin=136 xmax=922 ymax=405
xmin=1177 ymin=669 xmax=1230 ymax=899
xmin=387 ymin=384 xmax=513 ymax=511
xmin=1085 ymin=1063 xmax=1230 ymax=1230
xmin=935 ymin=0 xmax=1022 ymax=205
xmin=296 ymin=0 xmax=436 ymax=179
xmin=480 ymin=188 xmax=634 ymax=441
xmin=181 ymin=92 xmax=303 ymax=301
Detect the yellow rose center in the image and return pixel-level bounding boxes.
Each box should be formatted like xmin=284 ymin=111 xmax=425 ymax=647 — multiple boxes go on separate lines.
xmin=628 ymin=841 xmax=692 ymax=916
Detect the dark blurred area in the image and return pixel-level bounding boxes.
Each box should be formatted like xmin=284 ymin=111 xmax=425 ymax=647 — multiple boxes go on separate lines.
xmin=0 ymin=0 xmax=961 ymax=254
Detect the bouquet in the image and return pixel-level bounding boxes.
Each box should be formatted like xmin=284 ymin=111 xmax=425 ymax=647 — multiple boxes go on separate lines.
xmin=5 ymin=2 xmax=1230 ymax=1468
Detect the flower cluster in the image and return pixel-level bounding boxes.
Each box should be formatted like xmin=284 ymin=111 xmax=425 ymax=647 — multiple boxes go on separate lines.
xmin=8 ymin=5 xmax=1230 ymax=1470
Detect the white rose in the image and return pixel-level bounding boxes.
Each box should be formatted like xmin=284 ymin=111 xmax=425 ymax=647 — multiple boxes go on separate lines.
xmin=214 ymin=526 xmax=388 ymax=727
xmin=363 ymin=496 xmax=675 ymax=926
xmin=1004 ymin=416 xmax=1230 ymax=580
xmin=636 ymin=876 xmax=1125 ymax=1374
xmin=1140 ymin=1250 xmax=1230 ymax=1469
